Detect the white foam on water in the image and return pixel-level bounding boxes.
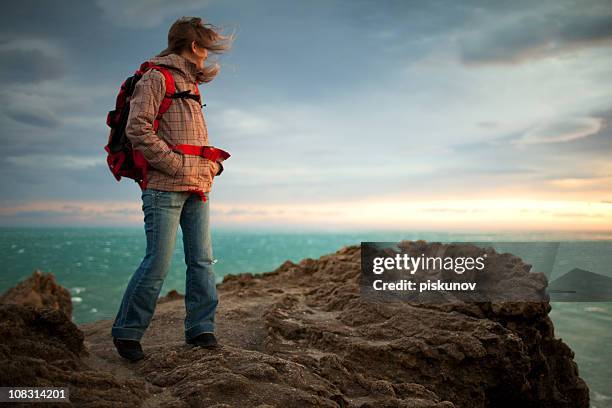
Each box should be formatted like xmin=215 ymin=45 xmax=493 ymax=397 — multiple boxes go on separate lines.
xmin=584 ymin=306 xmax=607 ymax=314
xmin=71 ymin=297 xmax=83 ymax=303
xmin=593 ymin=390 xmax=611 ymax=401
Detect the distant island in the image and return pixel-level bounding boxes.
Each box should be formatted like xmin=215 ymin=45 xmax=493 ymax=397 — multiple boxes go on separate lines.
xmin=548 ymin=267 xmax=612 ymax=301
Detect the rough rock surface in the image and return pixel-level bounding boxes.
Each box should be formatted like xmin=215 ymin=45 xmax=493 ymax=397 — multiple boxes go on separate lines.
xmin=1 ymin=241 xmax=590 ymax=407
xmin=0 ymin=303 xmax=156 ymax=407
xmin=0 ymin=269 xmax=73 ymax=318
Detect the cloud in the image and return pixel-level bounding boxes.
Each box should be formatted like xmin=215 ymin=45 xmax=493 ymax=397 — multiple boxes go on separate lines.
xmin=4 ymin=154 xmax=105 ymax=170
xmin=549 ymin=176 xmax=612 ymax=190
xmin=95 ymin=0 xmax=210 ymax=28
xmin=476 ymin=121 xmax=499 ymax=129
xmin=0 ymin=38 xmax=80 ymax=128
xmin=517 ymin=116 xmax=604 ymax=145
xmin=459 ymin=10 xmax=612 ymax=65
xmin=0 ymin=200 xmax=143 ymax=226
xmin=1 ymin=0 xmax=612 ymax=222
xmin=0 ymin=74 xmax=114 ymax=134
xmin=216 ymin=108 xmax=279 ymax=137
xmin=0 ymin=42 xmax=66 ymax=83
xmin=4 ymin=104 xmax=60 ymax=128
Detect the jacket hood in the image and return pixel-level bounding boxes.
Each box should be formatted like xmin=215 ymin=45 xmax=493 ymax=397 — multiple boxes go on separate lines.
xmin=148 ymin=53 xmax=206 ymax=84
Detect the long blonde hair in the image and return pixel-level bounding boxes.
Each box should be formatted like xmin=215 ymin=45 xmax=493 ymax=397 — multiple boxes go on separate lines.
xmin=157 ymin=16 xmax=236 ymax=83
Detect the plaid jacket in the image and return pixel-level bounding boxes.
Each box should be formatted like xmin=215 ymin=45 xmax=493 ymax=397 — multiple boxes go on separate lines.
xmin=125 ymin=53 xmax=222 ymax=197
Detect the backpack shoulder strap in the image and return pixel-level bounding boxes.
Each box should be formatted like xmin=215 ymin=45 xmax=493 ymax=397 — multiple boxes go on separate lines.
xmin=138 ymin=62 xmax=176 ymax=131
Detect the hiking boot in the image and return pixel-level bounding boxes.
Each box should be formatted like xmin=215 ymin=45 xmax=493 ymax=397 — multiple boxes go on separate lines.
xmin=113 ymin=337 xmax=145 ymax=362
xmin=186 ymin=332 xmax=219 ymax=348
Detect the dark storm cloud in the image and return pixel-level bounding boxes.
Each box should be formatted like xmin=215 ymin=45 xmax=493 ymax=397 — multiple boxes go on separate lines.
xmin=0 ymin=0 xmax=103 ymax=39
xmin=4 ymin=107 xmax=61 ymax=128
xmin=0 ymin=49 xmax=66 ymax=83
xmin=460 ymin=11 xmax=612 ymax=65
xmin=94 ymin=0 xmax=209 ymax=28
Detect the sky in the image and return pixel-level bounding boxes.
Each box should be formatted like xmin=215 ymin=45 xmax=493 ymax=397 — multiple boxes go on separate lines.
xmin=0 ymin=0 xmax=611 ymax=231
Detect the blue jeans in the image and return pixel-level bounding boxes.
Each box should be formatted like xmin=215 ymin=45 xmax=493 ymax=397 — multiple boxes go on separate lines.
xmin=111 ymin=188 xmax=218 ymax=342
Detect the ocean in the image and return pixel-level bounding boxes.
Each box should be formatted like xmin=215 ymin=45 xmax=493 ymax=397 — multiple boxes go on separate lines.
xmin=1 ymin=227 xmax=610 ymax=406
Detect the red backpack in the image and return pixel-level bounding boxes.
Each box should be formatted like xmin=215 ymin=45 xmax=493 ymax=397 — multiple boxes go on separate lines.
xmin=104 ymin=61 xmax=230 ymax=191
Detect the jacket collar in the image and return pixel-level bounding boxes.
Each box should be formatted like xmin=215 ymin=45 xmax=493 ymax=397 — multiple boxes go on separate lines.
xmin=148 ymin=53 xmax=205 ymax=84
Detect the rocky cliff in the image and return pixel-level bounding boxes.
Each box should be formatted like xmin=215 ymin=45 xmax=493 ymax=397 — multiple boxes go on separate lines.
xmin=0 ymin=241 xmax=589 ymax=407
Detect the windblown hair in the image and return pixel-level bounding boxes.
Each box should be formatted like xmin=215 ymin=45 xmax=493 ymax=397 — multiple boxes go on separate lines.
xmin=157 ymin=16 xmax=236 ymax=83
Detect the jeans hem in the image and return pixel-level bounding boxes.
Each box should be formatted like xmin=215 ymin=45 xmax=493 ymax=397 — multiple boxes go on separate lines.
xmin=185 ymin=322 xmax=215 ymax=341
xmin=111 ymin=327 xmax=144 ymax=341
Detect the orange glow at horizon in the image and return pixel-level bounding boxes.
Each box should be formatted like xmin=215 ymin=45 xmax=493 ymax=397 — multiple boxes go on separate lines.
xmin=2 ymin=196 xmax=611 ymax=231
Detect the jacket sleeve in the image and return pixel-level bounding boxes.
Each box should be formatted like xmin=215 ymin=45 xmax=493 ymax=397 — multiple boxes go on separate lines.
xmin=125 ymin=69 xmax=183 ymax=176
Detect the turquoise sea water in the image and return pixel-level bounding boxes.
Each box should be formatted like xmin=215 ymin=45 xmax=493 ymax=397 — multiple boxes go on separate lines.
xmin=1 ymin=227 xmax=611 ymax=406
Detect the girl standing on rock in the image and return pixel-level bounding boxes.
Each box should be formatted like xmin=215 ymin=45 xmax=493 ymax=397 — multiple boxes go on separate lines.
xmin=111 ymin=16 xmax=235 ymax=362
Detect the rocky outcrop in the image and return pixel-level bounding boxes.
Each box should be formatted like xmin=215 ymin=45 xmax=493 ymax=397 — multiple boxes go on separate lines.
xmin=157 ymin=289 xmax=185 ymax=304
xmin=0 ymin=269 xmax=72 ymax=318
xmin=0 ymin=241 xmax=589 ymax=407
xmin=0 ymin=272 xmax=158 ymax=407
xmin=0 ymin=303 xmax=159 ymax=407
xmin=259 ymin=242 xmax=589 ymax=407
